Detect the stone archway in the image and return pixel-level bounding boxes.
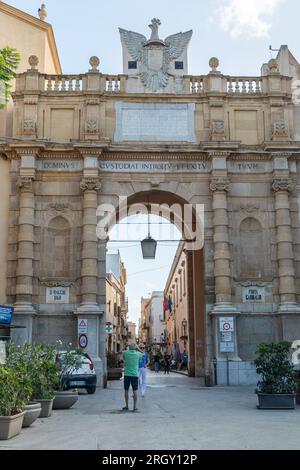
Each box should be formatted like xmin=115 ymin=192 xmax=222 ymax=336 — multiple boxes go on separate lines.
xmin=107 ymin=189 xmax=206 ymax=379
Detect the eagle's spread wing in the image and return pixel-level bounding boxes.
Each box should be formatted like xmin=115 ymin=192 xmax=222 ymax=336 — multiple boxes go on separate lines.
xmin=164 ymin=30 xmax=193 ymax=63
xmin=119 ymin=28 xmax=147 ymax=64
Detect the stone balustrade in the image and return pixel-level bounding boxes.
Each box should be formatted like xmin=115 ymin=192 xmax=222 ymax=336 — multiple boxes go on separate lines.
xmin=14 ymin=57 xmax=291 ymax=97
xmin=226 ymin=77 xmax=262 ymax=94
xmin=43 ymin=74 xmax=83 ymax=93
xmin=184 ymin=76 xmax=205 ymax=94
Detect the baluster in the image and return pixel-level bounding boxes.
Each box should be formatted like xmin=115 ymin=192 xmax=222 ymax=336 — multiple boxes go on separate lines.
xmin=114 ymin=77 xmax=120 ymax=92
xmin=191 ymin=79 xmax=196 ymax=94
xmin=227 ymin=79 xmax=233 ymax=94
xmin=54 ymin=76 xmax=59 ymax=91
xmin=242 ymin=79 xmax=247 ymax=94
xmin=75 ymin=78 xmax=80 ymax=92
xmin=256 ymin=79 xmax=261 ymax=93
xmin=235 ymin=79 xmax=240 ymax=94
xmin=107 ymin=77 xmax=113 ymax=92
xmin=61 ymin=77 xmax=66 ymax=92
xmin=47 ymin=77 xmax=52 ymax=92
xmin=69 ymin=78 xmax=75 ymax=92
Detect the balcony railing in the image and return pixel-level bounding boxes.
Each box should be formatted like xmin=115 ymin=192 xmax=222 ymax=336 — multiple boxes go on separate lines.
xmin=226 ymin=77 xmax=262 ymax=94
xmin=15 ymin=62 xmax=288 ymax=97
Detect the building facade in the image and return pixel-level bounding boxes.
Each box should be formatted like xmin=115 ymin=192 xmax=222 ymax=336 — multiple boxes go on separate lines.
xmin=127 ymin=321 xmax=137 ymax=344
xmin=1 ymin=10 xmax=300 ymax=386
xmin=106 ymin=252 xmax=128 ymax=353
xmin=164 ymin=244 xmax=189 ymax=360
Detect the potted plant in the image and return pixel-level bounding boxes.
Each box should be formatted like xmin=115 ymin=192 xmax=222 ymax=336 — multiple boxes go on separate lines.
xmin=53 ymin=342 xmax=81 ymax=410
xmin=254 ymin=342 xmax=297 ymax=409
xmin=0 ymin=366 xmax=30 ymax=440
xmin=107 ymin=352 xmax=123 ymax=381
xmin=29 ymin=344 xmax=58 ymax=418
xmin=6 ymin=342 xmax=41 ymax=428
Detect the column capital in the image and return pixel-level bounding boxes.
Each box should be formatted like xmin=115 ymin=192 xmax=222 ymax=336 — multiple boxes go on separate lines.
xmin=272 ymin=178 xmax=294 ymax=193
xmin=209 ymin=177 xmax=231 ymax=193
xmin=18 ymin=176 xmax=35 ymax=192
xmin=80 ymin=177 xmax=101 ymax=193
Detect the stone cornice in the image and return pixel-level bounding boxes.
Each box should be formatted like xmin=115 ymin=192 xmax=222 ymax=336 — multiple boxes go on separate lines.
xmin=101 ymin=152 xmax=207 ymax=161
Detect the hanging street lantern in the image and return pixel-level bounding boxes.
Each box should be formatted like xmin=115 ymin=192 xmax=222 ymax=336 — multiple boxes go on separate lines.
xmin=141 ymin=205 xmax=157 ymax=259
xmin=141 ymin=236 xmax=157 ymax=259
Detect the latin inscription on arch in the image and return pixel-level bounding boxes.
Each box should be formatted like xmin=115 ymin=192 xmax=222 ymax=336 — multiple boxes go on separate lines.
xmin=99 ymin=161 xmax=210 ymax=173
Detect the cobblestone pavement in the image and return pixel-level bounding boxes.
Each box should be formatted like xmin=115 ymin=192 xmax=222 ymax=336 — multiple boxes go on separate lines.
xmin=1 ymin=371 xmax=300 ymax=450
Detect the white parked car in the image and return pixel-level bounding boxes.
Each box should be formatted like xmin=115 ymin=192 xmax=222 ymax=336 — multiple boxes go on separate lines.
xmin=56 ymin=351 xmax=97 ymax=394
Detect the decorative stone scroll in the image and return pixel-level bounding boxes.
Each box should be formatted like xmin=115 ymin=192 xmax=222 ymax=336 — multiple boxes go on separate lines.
xmin=18 ymin=176 xmax=34 ymax=192
xmin=272 ymin=178 xmax=294 ymax=193
xmin=209 ymin=177 xmax=231 ymax=193
xmin=80 ymin=178 xmax=101 ymax=193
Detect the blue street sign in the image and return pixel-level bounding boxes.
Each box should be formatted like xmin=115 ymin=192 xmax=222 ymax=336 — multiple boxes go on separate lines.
xmin=0 ymin=306 xmax=14 ymax=325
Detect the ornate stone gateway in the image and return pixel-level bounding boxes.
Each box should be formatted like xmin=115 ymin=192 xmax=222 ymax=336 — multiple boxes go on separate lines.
xmin=1 ymin=20 xmax=300 ymax=386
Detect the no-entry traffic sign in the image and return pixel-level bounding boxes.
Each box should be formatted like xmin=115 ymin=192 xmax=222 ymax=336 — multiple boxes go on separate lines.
xmin=78 ymin=333 xmax=88 ymax=349
xmin=219 ymin=317 xmax=234 ymax=333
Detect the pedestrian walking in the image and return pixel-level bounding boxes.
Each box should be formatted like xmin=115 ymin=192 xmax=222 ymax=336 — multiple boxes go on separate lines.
xmin=138 ymin=345 xmax=149 ymax=397
xmin=153 ymin=352 xmax=160 ymax=373
xmin=122 ymin=343 xmax=143 ymax=412
xmin=163 ymin=353 xmax=170 ymax=375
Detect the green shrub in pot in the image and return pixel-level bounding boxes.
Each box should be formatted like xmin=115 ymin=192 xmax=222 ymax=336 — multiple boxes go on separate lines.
xmin=254 ymin=342 xmax=297 ymax=409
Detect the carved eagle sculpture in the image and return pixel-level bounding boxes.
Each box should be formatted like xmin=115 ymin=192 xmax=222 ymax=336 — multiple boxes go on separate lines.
xmin=119 ymin=27 xmax=193 ymax=92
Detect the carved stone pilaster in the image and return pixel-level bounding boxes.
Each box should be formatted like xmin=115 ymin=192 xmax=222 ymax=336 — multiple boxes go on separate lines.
xmin=80 ymin=178 xmax=101 ymax=193
xmin=272 ymin=178 xmax=294 ymax=193
xmin=209 ymin=177 xmax=231 ymax=193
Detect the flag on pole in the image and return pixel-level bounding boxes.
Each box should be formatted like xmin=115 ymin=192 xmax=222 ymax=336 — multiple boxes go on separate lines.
xmin=168 ymin=294 xmax=173 ymax=314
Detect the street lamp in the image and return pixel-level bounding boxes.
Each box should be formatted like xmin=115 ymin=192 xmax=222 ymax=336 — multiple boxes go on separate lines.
xmin=141 ymin=208 xmax=157 ymax=259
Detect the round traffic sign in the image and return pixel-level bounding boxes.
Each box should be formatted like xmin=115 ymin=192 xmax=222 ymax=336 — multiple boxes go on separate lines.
xmin=223 ymin=322 xmax=231 ymax=331
xmin=78 ymin=333 xmax=88 ymax=349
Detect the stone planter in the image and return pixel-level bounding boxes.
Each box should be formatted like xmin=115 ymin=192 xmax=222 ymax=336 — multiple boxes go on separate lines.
xmin=53 ymin=391 xmax=79 ymax=410
xmin=0 ymin=412 xmax=25 ymax=440
xmin=35 ymin=398 xmax=54 ymax=418
xmin=107 ymin=368 xmax=123 ymax=381
xmin=22 ymin=402 xmax=41 ymax=428
xmin=257 ymin=393 xmax=296 ymax=410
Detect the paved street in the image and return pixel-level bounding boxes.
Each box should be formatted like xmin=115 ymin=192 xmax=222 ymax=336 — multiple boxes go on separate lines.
xmin=1 ymin=371 xmax=300 ymax=450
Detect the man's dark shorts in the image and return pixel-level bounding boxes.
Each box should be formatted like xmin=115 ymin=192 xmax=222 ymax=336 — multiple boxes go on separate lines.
xmin=124 ymin=376 xmax=139 ymax=391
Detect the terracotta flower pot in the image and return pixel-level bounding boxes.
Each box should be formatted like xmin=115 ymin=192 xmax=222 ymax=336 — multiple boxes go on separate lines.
xmin=35 ymin=398 xmax=54 ymax=418
xmin=53 ymin=391 xmax=79 ymax=410
xmin=0 ymin=412 xmax=25 ymax=440
xmin=22 ymin=402 xmax=41 ymax=428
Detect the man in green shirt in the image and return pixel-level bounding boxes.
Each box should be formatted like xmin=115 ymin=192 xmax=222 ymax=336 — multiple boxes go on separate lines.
xmin=122 ymin=343 xmax=143 ymax=412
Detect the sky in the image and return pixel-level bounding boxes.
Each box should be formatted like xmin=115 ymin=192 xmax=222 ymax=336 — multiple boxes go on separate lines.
xmin=6 ymin=0 xmax=300 ymax=76
xmin=5 ymin=0 xmax=300 ymax=326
